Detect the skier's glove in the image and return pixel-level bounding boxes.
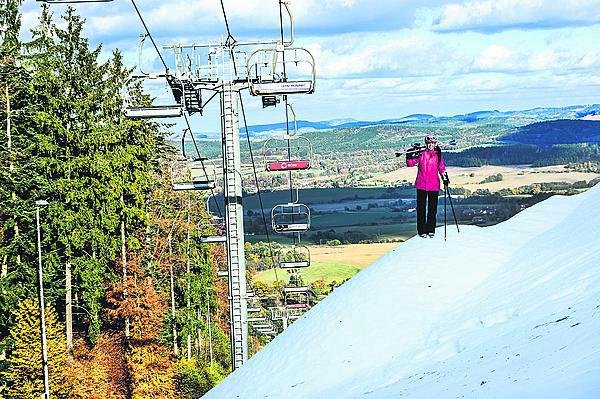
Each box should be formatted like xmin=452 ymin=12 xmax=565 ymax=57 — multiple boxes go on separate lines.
xmin=442 ymin=172 xmax=450 ymax=186
xmin=406 ymin=151 xmax=419 ymax=160
xmin=406 ymin=144 xmax=422 ymax=160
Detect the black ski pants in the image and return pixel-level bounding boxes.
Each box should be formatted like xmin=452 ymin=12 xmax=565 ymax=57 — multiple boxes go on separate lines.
xmin=416 ymin=189 xmax=439 ymax=235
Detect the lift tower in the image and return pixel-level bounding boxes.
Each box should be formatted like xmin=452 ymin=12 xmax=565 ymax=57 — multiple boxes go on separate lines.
xmin=220 ymin=79 xmax=248 ymax=368
xmin=156 ymin=0 xmax=315 ymax=369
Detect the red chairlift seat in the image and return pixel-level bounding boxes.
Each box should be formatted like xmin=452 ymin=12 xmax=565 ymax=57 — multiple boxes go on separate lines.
xmin=286 ymin=303 xmax=308 ymax=309
xmin=267 ymin=160 xmax=310 ymax=172
xmin=264 ymin=135 xmax=312 ymax=172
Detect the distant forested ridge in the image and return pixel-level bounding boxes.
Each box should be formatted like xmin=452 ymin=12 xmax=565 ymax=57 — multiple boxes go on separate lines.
xmin=443 ymin=120 xmax=600 ymax=167
xmin=502 ymin=119 xmax=600 ymax=146
xmin=444 ymin=144 xmax=600 ymax=167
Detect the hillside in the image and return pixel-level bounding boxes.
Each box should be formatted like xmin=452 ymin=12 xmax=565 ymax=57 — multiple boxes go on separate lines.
xmin=502 ymin=119 xmax=600 ymax=146
xmin=203 ymin=185 xmax=600 ymax=398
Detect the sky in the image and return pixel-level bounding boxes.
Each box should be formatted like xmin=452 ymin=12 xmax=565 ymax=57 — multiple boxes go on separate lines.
xmin=17 ymin=0 xmax=600 ymax=133
xmin=202 ymin=183 xmax=600 ymax=398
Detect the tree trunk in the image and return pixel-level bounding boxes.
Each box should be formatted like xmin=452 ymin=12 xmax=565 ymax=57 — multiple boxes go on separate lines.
xmin=169 ymin=234 xmax=178 ymax=355
xmin=196 ymin=308 xmax=201 ymax=357
xmin=65 ymin=256 xmax=73 ymax=356
xmin=186 ymin=197 xmax=191 ymax=360
xmin=121 ymin=194 xmax=129 ymax=338
xmin=3 ymin=83 xmax=19 ymax=277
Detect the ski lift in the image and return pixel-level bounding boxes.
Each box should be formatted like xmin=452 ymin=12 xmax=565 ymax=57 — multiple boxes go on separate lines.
xmin=270 ymin=306 xmax=303 ymax=321
xmin=254 ymin=328 xmax=277 ymax=335
xmin=278 ymin=245 xmax=310 ymax=269
xmin=172 ymin=157 xmax=218 ymax=191
xmin=247 ymin=317 xmax=267 ymax=323
xmin=125 ymin=105 xmax=183 ymax=119
xmin=264 ymin=135 xmax=312 ymax=172
xmin=283 ymin=286 xmax=309 ymax=294
xmin=264 ymin=103 xmax=312 ymax=171
xmin=283 ymin=285 xmax=310 ymax=309
xmin=124 ymin=74 xmax=184 ymax=119
xmin=247 ymin=299 xmax=262 ymax=313
xmin=271 ymin=203 xmax=310 ymax=233
xmin=166 ymin=74 xmax=203 ymax=115
xmin=251 ymin=323 xmax=273 ymax=329
xmin=198 ymin=215 xmax=226 ymax=244
xmin=247 ymin=47 xmax=316 ymax=96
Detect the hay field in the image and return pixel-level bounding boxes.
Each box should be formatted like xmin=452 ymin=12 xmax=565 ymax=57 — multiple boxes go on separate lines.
xmin=367 ymin=164 xmax=599 ymax=192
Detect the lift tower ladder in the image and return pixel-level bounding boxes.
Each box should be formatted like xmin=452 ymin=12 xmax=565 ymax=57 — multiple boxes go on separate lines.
xmin=221 ymin=80 xmax=249 ymax=369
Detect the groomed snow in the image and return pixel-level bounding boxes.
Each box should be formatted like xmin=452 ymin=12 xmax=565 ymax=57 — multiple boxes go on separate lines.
xmin=204 ymin=185 xmax=600 ymax=399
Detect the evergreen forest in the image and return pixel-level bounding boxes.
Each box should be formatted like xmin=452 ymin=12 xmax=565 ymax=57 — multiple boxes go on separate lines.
xmin=1 ymin=3 xmax=235 ymax=397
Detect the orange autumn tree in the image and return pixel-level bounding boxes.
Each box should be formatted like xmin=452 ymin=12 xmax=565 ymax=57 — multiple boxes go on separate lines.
xmin=105 ymin=253 xmax=176 ymax=397
xmin=105 ymin=254 xmax=166 ymax=341
xmin=66 ymin=332 xmax=129 ymax=399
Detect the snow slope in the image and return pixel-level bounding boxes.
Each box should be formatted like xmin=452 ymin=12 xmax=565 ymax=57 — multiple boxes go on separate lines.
xmin=203 ymin=186 xmax=600 ymax=399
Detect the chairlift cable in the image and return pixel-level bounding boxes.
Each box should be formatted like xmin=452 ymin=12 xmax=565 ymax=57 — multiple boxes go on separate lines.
xmin=155 ymin=208 xmax=184 ymax=263
xmin=130 ymin=0 xmax=168 ymax=72
xmin=238 ymin=92 xmax=286 ymax=302
xmin=219 ymin=0 xmax=284 ymax=301
xmin=219 ymin=0 xmax=236 ymax=46
xmin=278 ymin=0 xmax=287 ymax=79
xmin=182 ymin=111 xmax=223 ymax=218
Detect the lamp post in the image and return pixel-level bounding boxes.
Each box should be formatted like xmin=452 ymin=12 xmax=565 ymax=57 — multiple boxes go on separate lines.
xmin=35 ymin=199 xmax=50 ymax=399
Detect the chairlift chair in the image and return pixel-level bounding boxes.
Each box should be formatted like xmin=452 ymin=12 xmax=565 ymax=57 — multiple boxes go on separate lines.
xmin=255 ymin=328 xmax=277 ymax=335
xmin=198 ymin=215 xmax=226 ymax=244
xmin=264 ymin=135 xmax=312 ymax=172
xmin=269 ymin=307 xmax=286 ymax=321
xmin=124 ymin=74 xmax=184 ymax=119
xmin=124 ymin=105 xmax=183 ymax=119
xmin=172 ymin=157 xmax=218 ymax=191
xmin=278 ymin=245 xmax=310 ymax=269
xmin=288 ymin=309 xmax=304 ymax=320
xmin=247 ymin=47 xmax=316 ymax=96
xmin=251 ymin=323 xmax=273 ymax=329
xmin=283 ymin=286 xmax=310 ymax=310
xmin=283 ymin=286 xmax=309 ymax=294
xmin=271 ymin=203 xmax=310 ymax=233
xmin=247 ymin=317 xmax=267 ymax=323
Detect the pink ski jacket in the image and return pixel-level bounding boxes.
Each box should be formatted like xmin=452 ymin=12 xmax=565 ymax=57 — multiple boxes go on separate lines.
xmin=406 ymin=149 xmax=446 ymax=191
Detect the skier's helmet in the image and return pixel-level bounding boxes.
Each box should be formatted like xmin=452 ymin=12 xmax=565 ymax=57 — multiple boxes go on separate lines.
xmin=424 ymin=134 xmax=437 ymax=144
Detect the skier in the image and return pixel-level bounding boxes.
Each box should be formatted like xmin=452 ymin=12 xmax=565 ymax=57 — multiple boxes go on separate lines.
xmin=406 ymin=134 xmax=450 ymax=238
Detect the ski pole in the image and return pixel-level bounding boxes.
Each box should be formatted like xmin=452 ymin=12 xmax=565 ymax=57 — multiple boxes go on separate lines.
xmin=444 ymin=183 xmax=447 ymax=241
xmin=447 ymin=187 xmax=460 ymax=233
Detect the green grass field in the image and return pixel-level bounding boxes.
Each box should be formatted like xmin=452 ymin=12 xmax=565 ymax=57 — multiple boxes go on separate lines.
xmin=254 ymin=260 xmax=362 ymax=286
xmin=253 ymin=242 xmax=401 ymax=286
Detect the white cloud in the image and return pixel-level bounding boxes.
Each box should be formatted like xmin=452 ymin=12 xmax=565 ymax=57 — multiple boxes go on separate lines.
xmin=472 ymin=44 xmax=516 ymax=71
xmin=431 ymin=0 xmax=600 ymax=32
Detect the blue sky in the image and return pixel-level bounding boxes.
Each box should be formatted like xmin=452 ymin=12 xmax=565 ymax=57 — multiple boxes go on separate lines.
xmin=18 ymin=0 xmax=600 ymax=133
